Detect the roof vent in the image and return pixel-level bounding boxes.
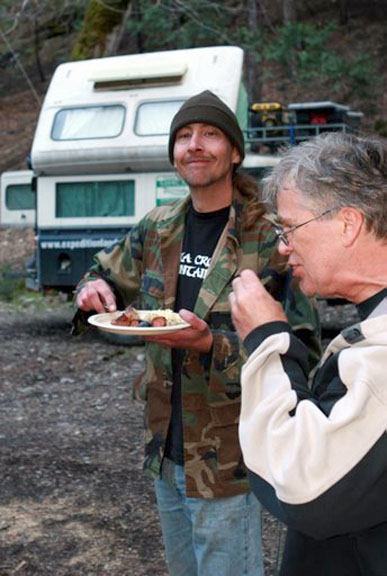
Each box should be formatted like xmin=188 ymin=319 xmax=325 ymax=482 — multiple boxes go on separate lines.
xmin=91 ymin=62 xmax=187 ymax=91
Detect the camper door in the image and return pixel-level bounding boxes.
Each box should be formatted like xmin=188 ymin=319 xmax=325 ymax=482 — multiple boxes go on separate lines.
xmin=0 ymin=171 xmax=35 ymax=227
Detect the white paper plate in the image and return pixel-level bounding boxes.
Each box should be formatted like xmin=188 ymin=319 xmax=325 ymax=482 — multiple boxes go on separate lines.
xmin=88 ymin=311 xmax=190 ymax=335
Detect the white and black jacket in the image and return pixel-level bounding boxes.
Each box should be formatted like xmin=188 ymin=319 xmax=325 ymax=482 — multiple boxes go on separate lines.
xmin=239 ymin=294 xmax=387 ymax=574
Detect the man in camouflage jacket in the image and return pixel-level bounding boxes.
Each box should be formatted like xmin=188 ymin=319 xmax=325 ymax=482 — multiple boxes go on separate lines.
xmin=74 ymin=184 xmax=320 ymax=496
xmin=74 ymin=91 xmax=320 ymax=575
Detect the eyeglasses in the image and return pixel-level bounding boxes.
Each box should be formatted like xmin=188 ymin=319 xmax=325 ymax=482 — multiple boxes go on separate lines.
xmin=274 ymin=207 xmax=339 ymax=246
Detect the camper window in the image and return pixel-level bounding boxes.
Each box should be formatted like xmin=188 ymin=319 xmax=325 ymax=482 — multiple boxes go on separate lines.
xmin=56 ymin=180 xmax=135 ymax=218
xmin=135 ymin=100 xmax=184 ymax=136
xmin=51 ymin=105 xmax=125 ymax=141
xmin=5 ymin=183 xmax=35 ymax=210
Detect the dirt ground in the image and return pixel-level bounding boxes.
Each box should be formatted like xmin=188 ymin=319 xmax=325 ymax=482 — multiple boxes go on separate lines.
xmin=0 ymin=298 xmax=291 ymax=576
xmin=0 ymin=299 xmax=166 ymax=576
xmin=0 ymin=228 xmax=359 ymax=576
xmin=0 ymin=228 xmax=293 ymax=576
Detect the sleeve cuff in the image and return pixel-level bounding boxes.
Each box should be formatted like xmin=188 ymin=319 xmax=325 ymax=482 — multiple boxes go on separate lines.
xmin=244 ymin=321 xmax=291 ymax=356
xmin=71 ymin=308 xmax=93 ymax=335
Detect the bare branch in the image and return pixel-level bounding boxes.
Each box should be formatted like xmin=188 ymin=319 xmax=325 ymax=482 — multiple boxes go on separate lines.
xmin=3 ymin=0 xmax=31 ymax=35
xmin=0 ymin=24 xmax=41 ymax=106
xmin=162 ymin=0 xmax=231 ymax=42
xmin=94 ymin=0 xmax=130 ymax=14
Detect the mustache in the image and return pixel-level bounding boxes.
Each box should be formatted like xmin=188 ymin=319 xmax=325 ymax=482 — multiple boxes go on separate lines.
xmin=184 ymin=154 xmax=213 ymax=162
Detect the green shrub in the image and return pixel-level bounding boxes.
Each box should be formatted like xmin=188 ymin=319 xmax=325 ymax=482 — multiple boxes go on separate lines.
xmin=374 ymin=119 xmax=387 ymax=137
xmin=0 ymin=269 xmax=25 ymax=302
xmin=264 ymin=22 xmax=377 ymax=99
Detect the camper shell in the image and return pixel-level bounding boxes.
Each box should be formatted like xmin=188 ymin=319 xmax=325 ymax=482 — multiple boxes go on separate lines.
xmin=12 ymin=45 xmax=281 ymax=291
xmin=30 ymin=46 xmax=247 ymax=175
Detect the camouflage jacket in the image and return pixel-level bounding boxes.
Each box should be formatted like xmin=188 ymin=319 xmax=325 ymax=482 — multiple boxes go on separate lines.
xmin=74 ymin=187 xmax=321 ymax=499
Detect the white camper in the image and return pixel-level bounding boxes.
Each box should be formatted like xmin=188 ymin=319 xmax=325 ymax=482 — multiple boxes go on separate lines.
xmin=30 ymin=46 xmax=247 ymax=175
xmin=21 ymin=45 xmax=278 ymax=291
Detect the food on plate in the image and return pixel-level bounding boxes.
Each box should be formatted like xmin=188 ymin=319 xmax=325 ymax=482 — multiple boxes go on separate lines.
xmin=112 ymin=306 xmax=141 ymax=326
xmin=111 ymin=306 xmax=187 ymax=328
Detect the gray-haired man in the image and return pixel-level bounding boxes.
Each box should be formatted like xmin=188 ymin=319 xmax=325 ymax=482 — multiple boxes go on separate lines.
xmin=230 ymin=132 xmax=387 ymax=576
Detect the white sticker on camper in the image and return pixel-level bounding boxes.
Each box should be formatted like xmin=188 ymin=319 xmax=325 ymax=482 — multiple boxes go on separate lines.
xmin=40 ymin=238 xmax=120 ymax=250
xmin=156 ymin=177 xmax=189 ymax=206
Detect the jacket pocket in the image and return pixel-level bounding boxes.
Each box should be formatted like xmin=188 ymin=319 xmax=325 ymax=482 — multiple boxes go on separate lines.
xmin=210 ymin=401 xmax=243 ymax=479
xmin=140 ymin=271 xmax=164 ymax=309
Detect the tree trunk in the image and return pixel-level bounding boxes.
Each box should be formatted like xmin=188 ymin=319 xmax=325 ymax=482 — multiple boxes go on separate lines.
xmin=339 ymin=0 xmax=349 ymax=25
xmin=134 ymin=0 xmax=145 ymax=53
xmin=282 ymin=0 xmax=297 ymax=77
xmin=104 ymin=1 xmax=133 ymax=56
xmin=246 ymin=0 xmax=263 ymax=103
xmin=33 ymin=18 xmax=45 ymax=83
xmin=71 ymin=0 xmax=130 ymax=61
xmin=283 ymin=0 xmax=297 ymax=25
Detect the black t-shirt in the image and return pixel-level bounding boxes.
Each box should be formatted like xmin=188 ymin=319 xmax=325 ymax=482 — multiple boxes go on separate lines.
xmin=164 ymin=203 xmax=230 ymax=464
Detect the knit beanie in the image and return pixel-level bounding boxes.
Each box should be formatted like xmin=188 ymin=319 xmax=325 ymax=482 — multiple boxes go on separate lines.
xmin=168 ymin=90 xmax=245 ymax=165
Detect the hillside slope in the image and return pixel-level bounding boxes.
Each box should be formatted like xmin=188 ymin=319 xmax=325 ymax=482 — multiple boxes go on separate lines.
xmin=0 ymin=16 xmax=385 ymax=175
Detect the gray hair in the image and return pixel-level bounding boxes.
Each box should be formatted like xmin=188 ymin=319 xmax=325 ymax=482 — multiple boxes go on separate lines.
xmin=262 ymin=133 xmax=387 ymax=239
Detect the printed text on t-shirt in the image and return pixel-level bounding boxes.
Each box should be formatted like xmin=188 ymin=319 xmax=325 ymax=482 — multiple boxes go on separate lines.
xmin=179 ymin=252 xmax=212 ymax=279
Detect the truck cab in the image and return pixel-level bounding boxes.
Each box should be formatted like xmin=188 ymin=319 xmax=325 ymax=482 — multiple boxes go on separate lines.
xmin=0 ymin=170 xmax=35 ymax=227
